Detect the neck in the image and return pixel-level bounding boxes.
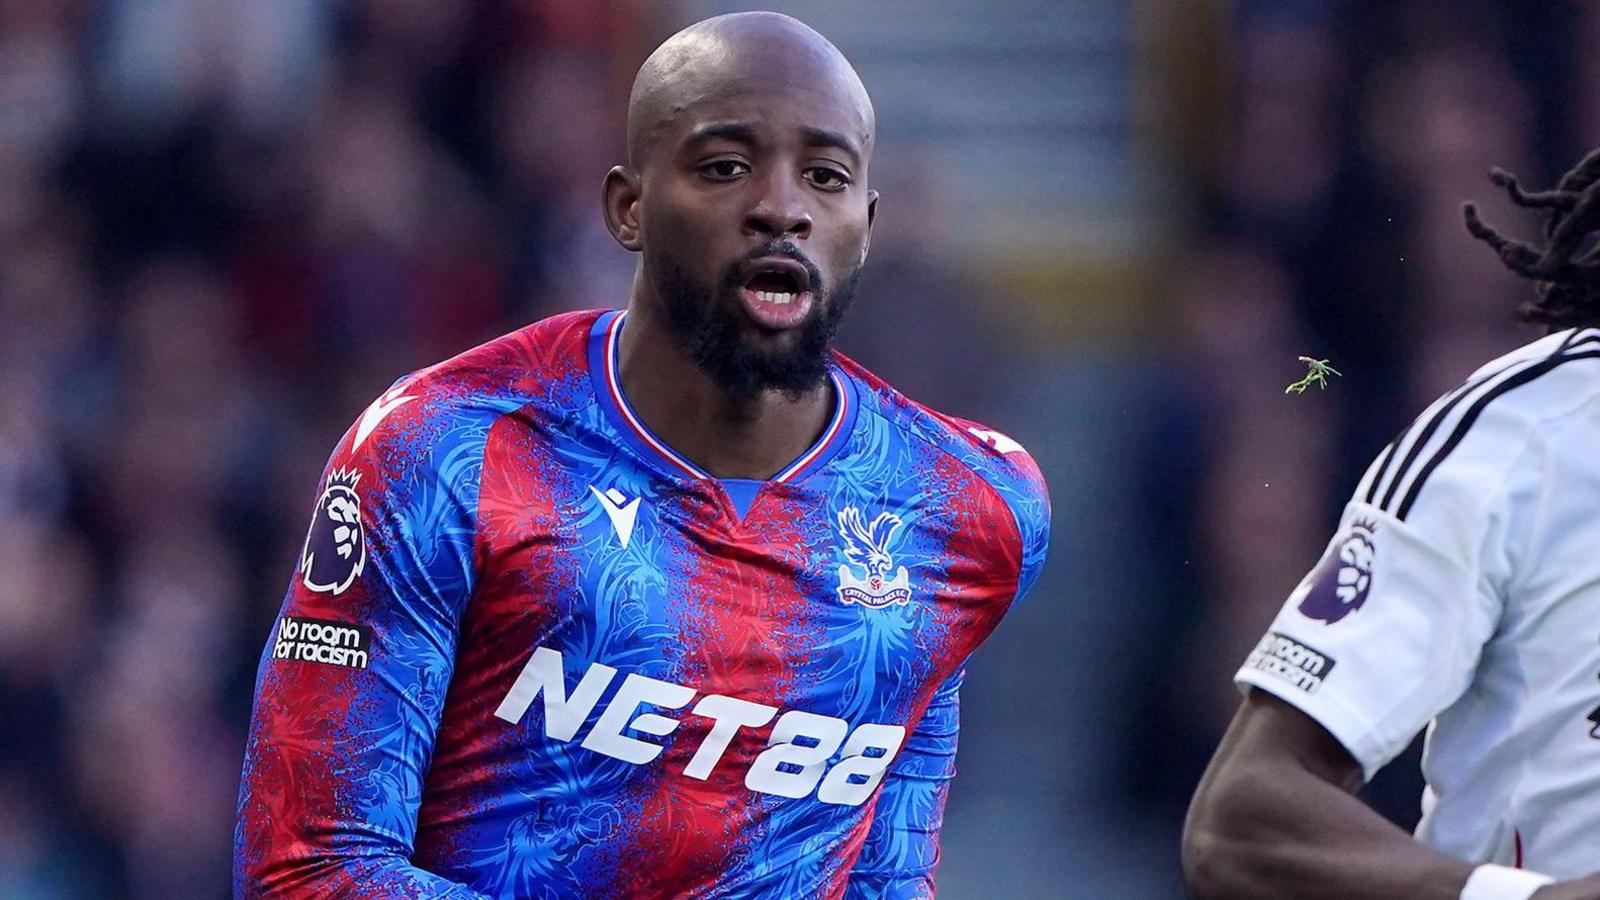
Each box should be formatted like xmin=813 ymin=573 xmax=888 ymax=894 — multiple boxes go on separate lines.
xmin=615 ymin=302 xmax=834 ymax=480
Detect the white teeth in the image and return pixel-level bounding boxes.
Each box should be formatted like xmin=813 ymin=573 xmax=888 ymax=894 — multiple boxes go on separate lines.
xmin=754 ymin=290 xmax=796 ymax=305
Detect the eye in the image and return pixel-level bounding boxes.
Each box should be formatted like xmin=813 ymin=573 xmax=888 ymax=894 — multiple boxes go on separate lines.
xmin=805 ymin=167 xmax=851 ymax=191
xmin=700 ymin=159 xmax=750 ymax=181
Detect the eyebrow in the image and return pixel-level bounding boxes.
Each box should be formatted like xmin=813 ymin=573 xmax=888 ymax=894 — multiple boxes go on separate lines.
xmin=799 ymin=126 xmax=861 ymax=163
xmin=684 ymin=122 xmax=760 ymax=150
xmin=682 ymin=122 xmax=862 ymax=164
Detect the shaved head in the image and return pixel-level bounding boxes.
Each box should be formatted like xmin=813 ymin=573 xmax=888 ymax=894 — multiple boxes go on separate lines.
xmin=626 ymin=12 xmax=875 ymax=169
xmin=603 ymin=12 xmax=880 ymax=404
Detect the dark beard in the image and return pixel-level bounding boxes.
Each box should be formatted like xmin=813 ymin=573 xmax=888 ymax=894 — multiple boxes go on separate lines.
xmin=654 ymin=243 xmax=858 ymax=404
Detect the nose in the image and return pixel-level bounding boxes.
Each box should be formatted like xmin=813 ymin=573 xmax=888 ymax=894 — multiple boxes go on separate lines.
xmin=743 ymin=174 xmax=812 ymax=240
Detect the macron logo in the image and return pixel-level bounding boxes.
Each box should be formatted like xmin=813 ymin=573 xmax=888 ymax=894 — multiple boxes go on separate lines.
xmin=354 ymin=384 xmax=416 ymax=450
xmin=590 ymin=485 xmax=641 ymax=548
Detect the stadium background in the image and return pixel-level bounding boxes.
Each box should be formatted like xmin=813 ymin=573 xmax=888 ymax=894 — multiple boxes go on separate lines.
xmin=0 ymin=0 xmax=1591 ymax=896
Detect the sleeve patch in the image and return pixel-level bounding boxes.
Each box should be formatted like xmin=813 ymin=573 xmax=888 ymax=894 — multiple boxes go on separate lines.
xmin=273 ymin=616 xmax=373 ymax=670
xmin=1243 ymin=632 xmax=1337 ymax=694
xmin=1294 ymin=517 xmax=1378 ymax=625
xmin=300 ymin=468 xmax=366 ymax=596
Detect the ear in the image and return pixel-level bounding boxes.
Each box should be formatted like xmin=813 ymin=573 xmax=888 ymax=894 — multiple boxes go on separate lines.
xmin=859 ymin=189 xmax=879 ymax=266
xmin=603 ymin=166 xmax=643 ymax=252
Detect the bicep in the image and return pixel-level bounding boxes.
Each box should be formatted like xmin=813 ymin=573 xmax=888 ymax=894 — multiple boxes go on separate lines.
xmin=1188 ymin=689 xmax=1364 ymax=867
xmin=1209 ymin=690 xmax=1366 ymax=796
xmin=1185 ymin=691 xmax=1478 ymax=900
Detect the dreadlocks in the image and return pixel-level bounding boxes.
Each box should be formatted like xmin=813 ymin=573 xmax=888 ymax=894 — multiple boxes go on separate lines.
xmin=1464 ymin=146 xmax=1600 ymax=329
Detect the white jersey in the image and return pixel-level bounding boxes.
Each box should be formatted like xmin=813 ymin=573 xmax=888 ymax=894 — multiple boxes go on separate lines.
xmin=1235 ymin=326 xmax=1600 ymax=877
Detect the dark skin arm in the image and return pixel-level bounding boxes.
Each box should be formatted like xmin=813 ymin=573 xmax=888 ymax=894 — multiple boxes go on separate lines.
xmin=1182 ymin=690 xmax=1600 ymax=900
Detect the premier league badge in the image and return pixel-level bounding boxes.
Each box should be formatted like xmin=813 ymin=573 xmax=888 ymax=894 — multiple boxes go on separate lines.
xmin=1297 ymin=517 xmax=1377 ymax=625
xmin=835 ymin=506 xmax=913 ymax=609
xmin=301 ymin=468 xmax=366 ymax=595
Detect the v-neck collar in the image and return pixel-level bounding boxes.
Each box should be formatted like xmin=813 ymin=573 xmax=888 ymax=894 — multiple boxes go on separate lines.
xmin=586 ymin=309 xmax=858 ymax=485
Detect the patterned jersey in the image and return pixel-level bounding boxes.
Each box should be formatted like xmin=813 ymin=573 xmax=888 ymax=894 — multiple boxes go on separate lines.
xmin=1236 ymin=326 xmax=1600 ymax=876
xmin=235 ymin=309 xmax=1050 ymax=898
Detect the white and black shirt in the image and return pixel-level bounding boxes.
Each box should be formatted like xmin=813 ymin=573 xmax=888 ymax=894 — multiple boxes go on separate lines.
xmin=1236 ymin=326 xmax=1600 ymax=876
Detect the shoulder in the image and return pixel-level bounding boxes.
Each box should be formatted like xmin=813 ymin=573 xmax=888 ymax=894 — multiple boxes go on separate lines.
xmin=1363 ymin=327 xmax=1600 ymax=527
xmin=394 ymin=309 xmax=600 ymax=423
xmin=329 ymin=309 xmax=604 ymax=483
xmin=294 ymin=312 xmax=605 ymax=606
xmin=834 ymin=353 xmax=1050 ymax=566
xmin=1463 ymin=327 xmax=1600 ymax=445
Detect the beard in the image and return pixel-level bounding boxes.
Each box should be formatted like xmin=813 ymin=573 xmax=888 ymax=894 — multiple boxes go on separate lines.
xmin=652 ymin=242 xmax=859 ymax=404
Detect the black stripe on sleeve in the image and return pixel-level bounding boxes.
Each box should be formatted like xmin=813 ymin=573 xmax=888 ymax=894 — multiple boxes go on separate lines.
xmin=1368 ymin=356 xmax=1531 ymax=511
xmin=1559 ymin=328 xmax=1600 ymax=353
xmin=1395 ymin=350 xmax=1600 ymax=521
xmin=1362 ymin=438 xmax=1400 ymax=505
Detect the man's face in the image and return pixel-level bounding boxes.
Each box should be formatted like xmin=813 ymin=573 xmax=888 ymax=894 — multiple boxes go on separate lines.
xmin=635 ymin=80 xmax=876 ymax=400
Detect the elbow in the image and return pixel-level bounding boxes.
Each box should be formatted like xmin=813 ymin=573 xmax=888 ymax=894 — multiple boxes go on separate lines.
xmin=233 ymin=857 xmax=271 ymax=900
xmin=1181 ymin=775 xmax=1260 ymax=900
xmin=1180 ymin=812 xmax=1233 ymax=900
xmin=234 ymin=845 xmax=297 ymax=900
xmin=234 ymin=846 xmax=333 ymax=899
xmin=235 ymin=858 xmax=347 ymax=899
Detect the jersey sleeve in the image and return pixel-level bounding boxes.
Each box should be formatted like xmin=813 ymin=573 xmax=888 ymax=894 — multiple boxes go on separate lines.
xmin=958 ymin=422 xmax=1051 ymax=607
xmin=1004 ymin=450 xmax=1051 ymax=606
xmin=845 ymin=668 xmax=963 ymax=899
xmin=234 ymin=384 xmax=490 ymax=897
xmin=1233 ymin=429 xmax=1531 ymax=781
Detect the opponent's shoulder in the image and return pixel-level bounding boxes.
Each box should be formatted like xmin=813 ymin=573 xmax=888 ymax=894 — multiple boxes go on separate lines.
xmin=1431 ymin=326 xmax=1600 ymax=452
xmin=1457 ymin=326 xmax=1600 ymax=423
xmin=836 ymin=354 xmax=1049 ymax=529
xmin=1364 ymin=327 xmax=1600 ymax=525
xmin=332 ymin=309 xmax=604 ymax=472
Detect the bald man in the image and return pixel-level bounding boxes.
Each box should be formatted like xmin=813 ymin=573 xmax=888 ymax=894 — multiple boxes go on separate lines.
xmin=235 ymin=13 xmax=1049 ymax=898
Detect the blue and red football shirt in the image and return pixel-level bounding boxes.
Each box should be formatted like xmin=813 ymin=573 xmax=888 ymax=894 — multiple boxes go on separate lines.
xmin=235 ymin=309 xmax=1049 ymax=898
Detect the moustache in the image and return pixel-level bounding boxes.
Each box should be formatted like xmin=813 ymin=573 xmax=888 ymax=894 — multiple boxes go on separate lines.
xmin=727 ymin=241 xmax=825 ymax=294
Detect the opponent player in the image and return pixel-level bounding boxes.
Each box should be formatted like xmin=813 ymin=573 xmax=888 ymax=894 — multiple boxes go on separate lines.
xmin=234 ymin=12 xmax=1048 ymax=898
xmin=1183 ymin=149 xmax=1600 ymax=899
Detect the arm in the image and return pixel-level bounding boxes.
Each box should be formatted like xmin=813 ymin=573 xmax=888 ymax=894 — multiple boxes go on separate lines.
xmin=845 ymin=669 xmax=963 ymax=899
xmin=1185 ymin=691 xmax=1600 ymax=900
xmin=1188 ymin=407 xmax=1600 ymax=900
xmin=843 ymin=419 xmax=1047 ymax=896
xmin=1183 ymin=690 xmax=1472 ymax=899
xmin=234 ymin=388 xmax=489 ymax=898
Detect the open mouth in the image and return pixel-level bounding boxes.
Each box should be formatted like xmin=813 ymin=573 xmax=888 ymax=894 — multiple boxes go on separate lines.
xmin=737 ymin=258 xmax=815 ymax=330
xmin=742 ymin=259 xmax=809 ymax=299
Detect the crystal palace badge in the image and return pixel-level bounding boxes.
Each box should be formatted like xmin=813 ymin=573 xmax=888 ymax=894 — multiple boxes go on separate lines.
xmin=835 ymin=506 xmax=913 ymax=609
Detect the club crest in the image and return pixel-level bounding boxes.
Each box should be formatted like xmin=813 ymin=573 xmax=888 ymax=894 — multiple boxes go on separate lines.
xmin=301 ymin=468 xmax=365 ymax=595
xmin=835 ymin=506 xmax=913 ymax=609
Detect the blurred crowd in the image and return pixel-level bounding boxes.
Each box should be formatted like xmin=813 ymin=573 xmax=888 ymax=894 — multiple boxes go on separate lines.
xmin=0 ymin=2 xmax=657 ymax=895
xmin=1 ymin=0 xmax=1597 ymax=897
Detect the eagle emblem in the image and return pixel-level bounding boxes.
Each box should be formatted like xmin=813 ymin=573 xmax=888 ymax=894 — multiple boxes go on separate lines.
xmin=835 ymin=506 xmax=913 ymax=609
